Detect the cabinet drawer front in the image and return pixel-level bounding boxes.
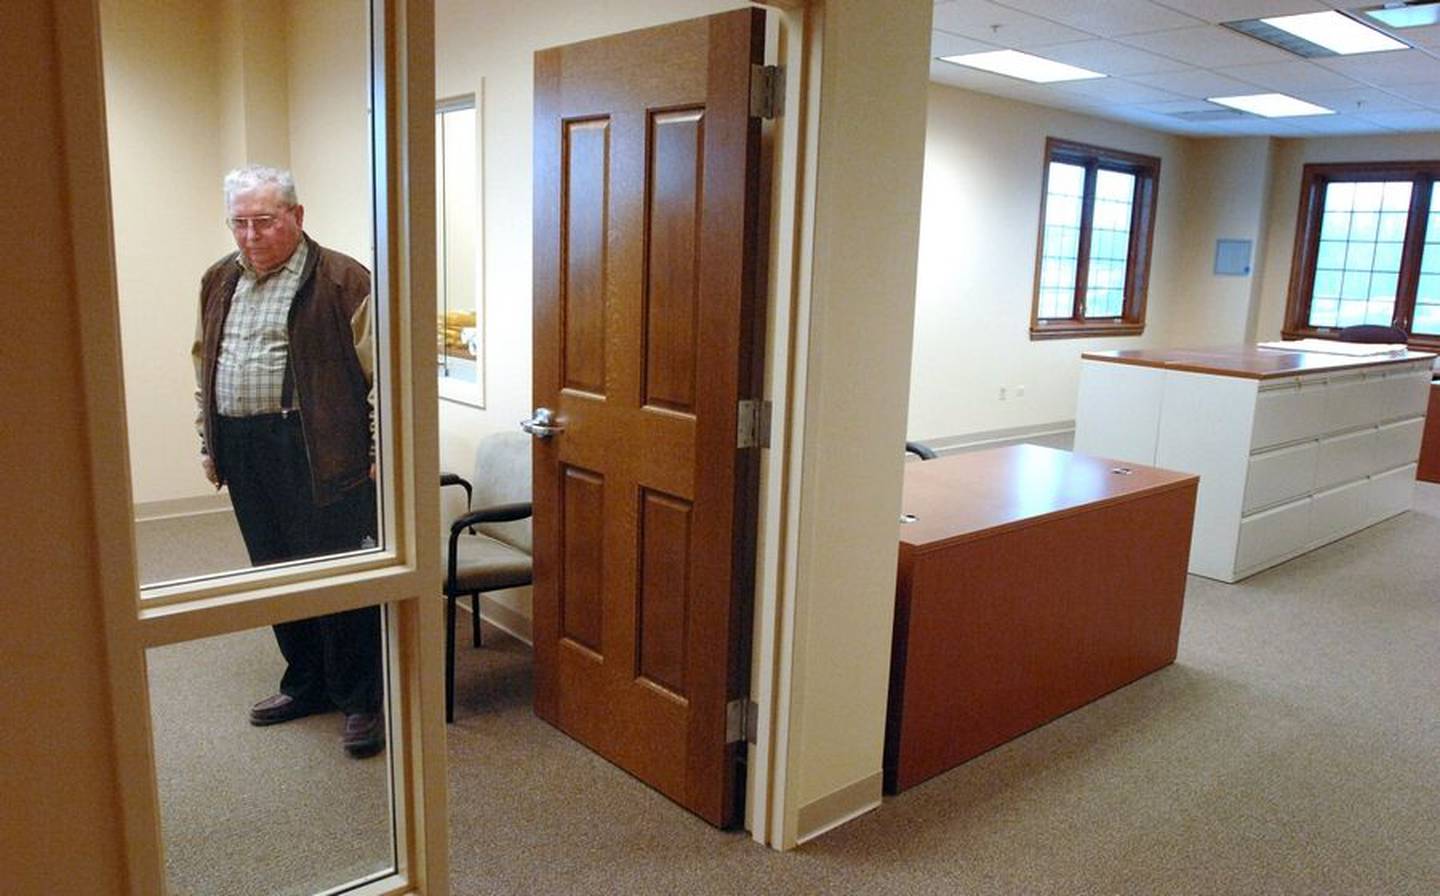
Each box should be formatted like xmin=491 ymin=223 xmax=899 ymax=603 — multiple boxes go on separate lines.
xmin=1311 ymin=478 xmax=1371 ymax=545
xmin=1252 ymin=381 xmax=1326 ymax=449
xmin=1324 ymin=373 xmax=1378 ymax=433
xmin=1385 ymin=370 xmax=1433 ymax=422
xmin=1236 ymin=497 xmax=1311 ymax=572
xmin=1376 ymin=417 xmax=1425 ymax=471
xmin=1370 ymin=463 xmax=1416 ymax=520
xmin=1243 ymin=441 xmax=1317 ymax=513
xmin=1315 ymin=427 xmax=1377 ymax=491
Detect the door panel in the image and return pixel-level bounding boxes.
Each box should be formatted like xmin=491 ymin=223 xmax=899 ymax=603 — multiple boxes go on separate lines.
xmin=532 ymin=7 xmax=765 ymax=827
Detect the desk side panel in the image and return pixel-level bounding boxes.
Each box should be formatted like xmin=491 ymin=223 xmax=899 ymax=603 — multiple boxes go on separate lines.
xmin=1154 ymin=371 xmax=1258 ymax=581
xmin=889 ymin=483 xmax=1196 ymax=792
xmin=1073 ymin=360 xmax=1165 ymax=465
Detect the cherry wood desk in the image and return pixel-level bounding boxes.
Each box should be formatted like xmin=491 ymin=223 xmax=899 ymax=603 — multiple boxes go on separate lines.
xmin=1420 ymin=381 xmax=1440 ymax=483
xmin=884 ymin=444 xmax=1198 ymax=793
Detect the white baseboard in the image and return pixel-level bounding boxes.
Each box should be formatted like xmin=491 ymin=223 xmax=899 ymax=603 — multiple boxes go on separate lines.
xmin=134 ymin=492 xmax=233 ymax=522
xmin=794 ymin=771 xmax=883 ymax=845
xmin=919 ymin=420 xmax=1074 ymax=455
xmin=462 ymin=590 xmax=533 ymax=646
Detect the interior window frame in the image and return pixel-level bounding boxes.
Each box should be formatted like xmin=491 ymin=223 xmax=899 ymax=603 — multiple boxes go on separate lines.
xmin=72 ymin=1 xmax=448 ymax=892
xmin=1029 ymin=137 xmax=1160 ymax=341
xmin=1282 ymin=159 xmax=1440 ymax=351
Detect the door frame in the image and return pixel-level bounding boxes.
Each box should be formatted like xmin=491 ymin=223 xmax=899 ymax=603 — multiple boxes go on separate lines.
xmin=60 ymin=1 xmax=448 ymax=892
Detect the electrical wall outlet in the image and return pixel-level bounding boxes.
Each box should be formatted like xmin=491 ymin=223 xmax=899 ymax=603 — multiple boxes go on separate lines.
xmin=998 ymin=386 xmax=1007 ymax=401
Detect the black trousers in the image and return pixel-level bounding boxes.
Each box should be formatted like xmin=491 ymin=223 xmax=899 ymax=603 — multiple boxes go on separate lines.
xmin=218 ymin=413 xmax=381 ymax=714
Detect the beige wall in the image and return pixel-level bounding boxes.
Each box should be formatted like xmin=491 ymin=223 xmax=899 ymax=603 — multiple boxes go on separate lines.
xmin=1254 ymin=133 xmax=1440 ymax=342
xmin=102 ymin=0 xmax=232 ymax=507
xmin=1 ymin=2 xmax=128 ymax=890
xmin=908 ymin=85 xmax=1193 ymax=442
xmin=287 ymin=0 xmax=371 ymax=263
xmin=907 ymin=85 xmax=1435 ymax=444
xmin=1171 ymin=136 xmax=1275 ymax=348
xmin=104 ymin=0 xmax=369 ymax=508
xmin=782 ymin=0 xmax=931 ymax=842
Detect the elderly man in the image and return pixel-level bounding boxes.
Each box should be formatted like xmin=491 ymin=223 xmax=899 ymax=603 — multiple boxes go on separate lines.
xmin=192 ymin=165 xmax=383 ymax=759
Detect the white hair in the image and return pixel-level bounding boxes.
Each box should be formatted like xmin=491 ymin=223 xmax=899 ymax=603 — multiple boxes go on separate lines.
xmin=223 ymin=165 xmax=299 ymax=209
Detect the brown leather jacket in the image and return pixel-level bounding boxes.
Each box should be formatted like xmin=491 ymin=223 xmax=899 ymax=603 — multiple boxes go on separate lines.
xmin=193 ymin=235 xmax=374 ymax=507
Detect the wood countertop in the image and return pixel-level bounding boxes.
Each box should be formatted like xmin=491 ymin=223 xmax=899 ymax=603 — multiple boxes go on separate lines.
xmin=899 ymin=444 xmax=1197 ymax=553
xmin=1082 ymin=345 xmax=1435 ymax=380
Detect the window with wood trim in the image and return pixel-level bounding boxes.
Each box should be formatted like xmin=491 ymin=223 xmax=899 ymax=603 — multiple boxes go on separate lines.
xmin=1031 ymin=138 xmax=1160 ymax=340
xmin=1283 ymin=161 xmax=1440 ymax=349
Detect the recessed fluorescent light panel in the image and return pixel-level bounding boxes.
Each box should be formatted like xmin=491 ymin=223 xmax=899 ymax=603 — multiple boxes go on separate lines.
xmin=937 ymin=49 xmax=1105 ymax=83
xmin=1225 ymin=11 xmax=1408 ymax=57
xmin=1208 ymin=93 xmax=1337 ymax=118
xmin=1364 ymin=2 xmax=1440 ymax=29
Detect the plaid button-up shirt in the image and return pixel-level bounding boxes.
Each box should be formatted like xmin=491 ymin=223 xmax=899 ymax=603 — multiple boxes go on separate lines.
xmin=214 ymin=240 xmax=309 ymax=417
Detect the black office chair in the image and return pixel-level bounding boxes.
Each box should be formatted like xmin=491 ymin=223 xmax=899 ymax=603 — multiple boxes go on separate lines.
xmin=1338 ymin=324 xmax=1407 ymax=344
xmin=440 ymin=431 xmax=533 ymax=722
xmin=905 ymin=441 xmax=937 ymax=460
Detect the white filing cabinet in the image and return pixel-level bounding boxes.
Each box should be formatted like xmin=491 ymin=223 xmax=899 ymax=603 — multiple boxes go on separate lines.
xmin=1075 ymin=349 xmax=1433 ymax=582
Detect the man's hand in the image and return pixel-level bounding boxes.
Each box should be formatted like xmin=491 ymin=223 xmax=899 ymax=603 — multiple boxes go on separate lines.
xmin=369 ymin=463 xmax=376 ymax=480
xmin=202 ymin=454 xmax=221 ymax=489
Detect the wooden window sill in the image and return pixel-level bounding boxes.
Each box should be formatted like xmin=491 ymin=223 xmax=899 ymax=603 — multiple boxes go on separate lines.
xmin=1030 ymin=321 xmax=1144 ymax=341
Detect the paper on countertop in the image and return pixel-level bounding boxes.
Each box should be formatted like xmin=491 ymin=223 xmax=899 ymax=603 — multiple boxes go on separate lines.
xmin=1256 ymin=338 xmax=1408 ymax=356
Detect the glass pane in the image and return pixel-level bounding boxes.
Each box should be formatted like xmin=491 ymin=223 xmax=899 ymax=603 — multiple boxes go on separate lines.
xmin=1085 ymin=169 xmax=1135 ymax=319
xmin=1412 ymin=300 xmax=1440 ymax=336
xmin=1037 ymin=162 xmax=1085 ymax=318
xmin=1310 ymin=298 xmax=1341 ymax=327
xmin=149 ymin=620 xmax=394 ymax=895
xmin=1307 ymin=180 xmax=1410 ymax=331
xmin=102 ymin=0 xmax=384 ymax=586
xmin=437 ymin=101 xmax=482 ymax=396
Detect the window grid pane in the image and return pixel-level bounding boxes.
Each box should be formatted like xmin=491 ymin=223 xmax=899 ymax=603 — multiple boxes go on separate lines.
xmin=1306 ymin=179 xmax=1411 ymax=329
xmin=1084 ymin=169 xmax=1134 ymax=319
xmin=1038 ymin=161 xmax=1085 ymax=318
xmin=1413 ymin=183 xmax=1440 ymax=335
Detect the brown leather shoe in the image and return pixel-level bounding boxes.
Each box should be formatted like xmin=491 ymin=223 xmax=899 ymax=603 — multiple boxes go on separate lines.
xmin=248 ymin=693 xmax=330 ymax=727
xmin=342 ymin=711 xmax=385 ymax=758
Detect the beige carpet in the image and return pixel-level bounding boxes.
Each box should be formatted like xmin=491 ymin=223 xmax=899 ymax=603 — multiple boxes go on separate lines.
xmin=138 ymin=480 xmax=1440 ymax=895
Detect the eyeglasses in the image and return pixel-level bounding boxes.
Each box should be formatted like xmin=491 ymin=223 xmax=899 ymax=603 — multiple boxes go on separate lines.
xmin=225 ymin=214 xmax=286 ymax=235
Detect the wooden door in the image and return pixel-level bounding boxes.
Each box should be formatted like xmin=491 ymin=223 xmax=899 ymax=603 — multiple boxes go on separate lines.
xmin=530 ymin=8 xmax=766 ymax=828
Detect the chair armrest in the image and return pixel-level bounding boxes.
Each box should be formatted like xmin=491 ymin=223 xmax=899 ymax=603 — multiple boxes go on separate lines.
xmin=446 ymin=501 xmax=534 ymax=592
xmin=441 ymin=472 xmax=473 ymax=506
xmin=905 ymin=440 xmax=937 ymax=461
xmin=449 ymin=501 xmax=533 ymax=538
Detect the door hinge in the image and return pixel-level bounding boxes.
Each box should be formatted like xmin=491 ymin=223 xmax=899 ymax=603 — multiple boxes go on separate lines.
xmin=750 ymin=64 xmax=785 ymax=119
xmin=737 ymin=398 xmax=772 ymax=450
xmin=726 ymin=698 xmax=759 ymax=744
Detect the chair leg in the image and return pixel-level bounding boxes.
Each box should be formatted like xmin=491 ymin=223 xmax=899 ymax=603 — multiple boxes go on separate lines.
xmin=445 ymin=593 xmax=456 ymax=723
xmin=471 ymin=592 xmax=482 ymax=647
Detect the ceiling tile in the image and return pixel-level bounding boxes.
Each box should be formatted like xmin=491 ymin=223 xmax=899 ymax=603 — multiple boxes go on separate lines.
xmin=1118 ymin=25 xmax=1297 ymax=67
xmin=989 ymin=0 xmax=1203 ymax=37
xmin=1376 ymin=82 xmax=1440 ymax=109
xmin=1223 ymin=60 xmax=1361 ymax=93
xmin=1293 ymin=87 xmax=1421 ymax=115
xmin=1135 ymin=98 xmax=1232 ymax=113
xmin=1356 ymin=110 xmax=1440 ymax=131
xmin=1317 ymin=50 xmax=1440 ymax=87
xmin=1397 ymin=25 xmax=1440 ymax=48
xmin=931 ymin=30 xmax=998 ymax=59
xmin=1147 ymin=0 xmax=1328 ymax=24
xmin=1039 ymin=38 xmax=1193 ymax=75
xmin=932 ymin=0 xmax=1091 ymax=47
xmin=1131 ymin=67 xmax=1265 ymax=98
xmin=1050 ymin=77 xmax=1186 ymax=104
xmin=1285 ymin=116 xmax=1395 ymax=136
